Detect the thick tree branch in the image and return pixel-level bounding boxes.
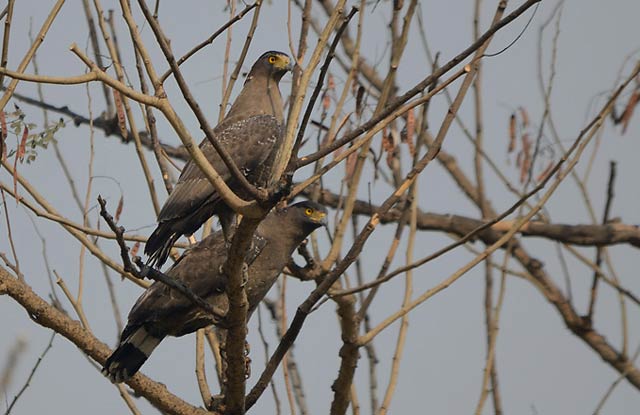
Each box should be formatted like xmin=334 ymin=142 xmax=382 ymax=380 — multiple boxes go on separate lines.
xmin=221 ymin=217 xmax=263 ymax=414
xmin=305 ymin=186 xmax=640 ymax=248
xmin=0 ymin=266 xmax=213 ymax=415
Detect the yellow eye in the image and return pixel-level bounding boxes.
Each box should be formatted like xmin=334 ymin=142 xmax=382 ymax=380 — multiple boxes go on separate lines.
xmin=268 ymin=56 xmax=277 ymax=64
xmin=305 ymin=208 xmax=313 ymax=216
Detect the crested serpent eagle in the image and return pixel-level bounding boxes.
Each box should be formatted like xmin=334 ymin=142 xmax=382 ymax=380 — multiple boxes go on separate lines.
xmin=103 ymin=201 xmax=327 ymax=383
xmin=145 ymin=51 xmax=293 ymax=268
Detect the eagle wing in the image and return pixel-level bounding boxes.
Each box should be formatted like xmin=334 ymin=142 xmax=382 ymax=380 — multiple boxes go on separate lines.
xmin=157 ymin=115 xmax=283 ymax=223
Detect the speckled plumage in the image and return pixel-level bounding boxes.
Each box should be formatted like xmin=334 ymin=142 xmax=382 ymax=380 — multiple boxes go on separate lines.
xmin=145 ymin=51 xmax=292 ymax=268
xmin=102 ymin=201 xmax=327 ymax=383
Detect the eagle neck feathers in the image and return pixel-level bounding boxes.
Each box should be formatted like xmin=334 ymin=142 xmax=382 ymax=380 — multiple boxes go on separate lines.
xmin=224 ymin=73 xmax=284 ymax=125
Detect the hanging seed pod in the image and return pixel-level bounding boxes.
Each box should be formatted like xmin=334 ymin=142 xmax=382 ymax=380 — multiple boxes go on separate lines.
xmin=508 ymin=113 xmax=516 ymax=153
xmin=621 ymin=89 xmax=639 ymax=134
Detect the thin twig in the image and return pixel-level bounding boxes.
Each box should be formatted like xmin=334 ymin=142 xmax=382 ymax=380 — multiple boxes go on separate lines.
xmin=0 ymin=188 xmax=20 ymax=280
xmin=97 ymin=195 xmax=222 ymax=316
xmin=256 ymin=306 xmax=282 ymax=415
xmin=0 ymin=0 xmax=15 ymax=89
xmin=219 ymin=0 xmax=263 ymax=118
xmin=357 ymin=61 xmax=640 ymax=347
xmin=587 ymin=161 xmax=617 ymax=321
xmin=0 ymin=0 xmax=65 ymax=111
xmin=296 ymin=0 xmax=542 ymax=169
xmin=288 ymin=7 xmax=359 ymax=165
xmin=82 ymin=0 xmax=113 ymax=115
xmin=158 ymin=2 xmax=258 ymax=83
xmin=219 ymin=0 xmax=236 ymax=122
xmin=94 ymin=0 xmax=161 ymax=215
xmin=136 ymin=0 xmax=267 ymax=204
xmin=3 ymin=332 xmax=55 ymax=415
xmin=196 ymin=329 xmax=214 ymax=408
xmin=279 ymin=278 xmax=297 ymax=415
xmin=593 ymin=342 xmax=640 ymax=414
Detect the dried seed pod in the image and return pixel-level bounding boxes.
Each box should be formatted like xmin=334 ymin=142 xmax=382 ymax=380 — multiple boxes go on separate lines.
xmin=405 ymin=108 xmax=415 ymax=142
xmin=322 ymin=91 xmax=331 ymax=112
xmin=621 ymin=89 xmax=639 ymax=134
xmin=356 ymin=85 xmax=365 ymax=117
xmin=508 ymin=113 xmax=516 ymax=153
xmin=518 ymin=106 xmax=529 ymax=128
xmin=17 ymin=126 xmax=28 ymax=162
xmin=113 ymin=89 xmax=128 ymax=140
xmin=115 ymin=195 xmax=124 ymax=223
xmin=130 ymin=241 xmax=140 ymax=259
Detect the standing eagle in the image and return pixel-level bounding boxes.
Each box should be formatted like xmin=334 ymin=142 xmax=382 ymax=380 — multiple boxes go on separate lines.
xmin=103 ymin=201 xmax=327 ymax=383
xmin=145 ymin=51 xmax=293 ymax=268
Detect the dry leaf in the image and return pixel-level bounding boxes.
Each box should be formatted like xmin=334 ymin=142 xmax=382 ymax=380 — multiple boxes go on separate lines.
xmin=355 ymin=85 xmax=365 ymax=117
xmin=404 ymin=109 xmax=416 ymax=157
xmin=382 ymin=127 xmax=394 ymax=154
xmin=130 ymin=241 xmax=140 ymax=259
xmin=381 ymin=127 xmax=395 ymax=168
xmin=322 ymin=91 xmax=331 ymax=112
xmin=386 ymin=129 xmax=400 ymax=169
xmin=17 ymin=126 xmax=28 ymax=162
xmin=520 ymin=157 xmax=530 ymax=184
xmin=0 ymin=111 xmax=7 ymax=139
xmin=406 ymin=134 xmax=416 ymax=158
xmin=621 ymin=90 xmax=639 ymax=134
xmin=521 ymin=132 xmax=531 ymax=157
xmin=405 ymin=109 xmax=415 ymax=142
xmin=12 ymin=138 xmax=20 ymax=201
xmin=115 ymin=195 xmax=124 ymax=223
xmin=113 ymin=89 xmax=128 ymax=139
xmin=508 ymin=113 xmax=516 ymax=153
xmin=518 ymin=106 xmax=529 ymax=128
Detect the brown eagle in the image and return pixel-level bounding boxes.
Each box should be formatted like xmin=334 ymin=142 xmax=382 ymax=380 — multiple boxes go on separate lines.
xmin=145 ymin=51 xmax=293 ymax=268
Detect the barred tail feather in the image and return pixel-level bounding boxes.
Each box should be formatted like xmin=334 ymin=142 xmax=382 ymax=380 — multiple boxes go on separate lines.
xmin=102 ymin=326 xmax=164 ymax=383
xmin=145 ymin=224 xmax=179 ymax=268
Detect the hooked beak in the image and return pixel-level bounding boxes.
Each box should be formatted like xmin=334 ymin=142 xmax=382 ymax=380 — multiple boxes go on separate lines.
xmin=284 ymin=56 xmax=294 ymax=72
xmin=312 ymin=210 xmax=328 ymax=227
